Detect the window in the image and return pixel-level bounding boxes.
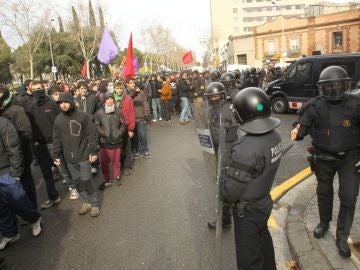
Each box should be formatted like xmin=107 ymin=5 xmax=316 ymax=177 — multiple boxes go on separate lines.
xmin=268 ymin=40 xmax=275 ymax=55
xmin=290 ymin=37 xmax=299 ymax=52
xmin=234 ymin=27 xmax=239 ymax=33
xmin=237 ymin=54 xmax=247 ymax=64
xmin=233 ymin=0 xmax=238 ymax=3
xmin=285 ymin=5 xmax=292 ymax=10
xmin=295 ymin=62 xmax=312 ymax=85
xmin=287 ymin=62 xmax=312 ymax=85
xmin=233 ymin=8 xmax=238 ymax=13
xmin=333 ymin=32 xmax=343 ymax=48
xmin=234 ymin=17 xmax=239 ymax=23
xmin=244 ymin=27 xmax=252 ymax=32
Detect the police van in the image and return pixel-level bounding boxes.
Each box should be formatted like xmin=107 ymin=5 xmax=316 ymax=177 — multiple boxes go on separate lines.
xmin=264 ymin=53 xmax=360 ymax=114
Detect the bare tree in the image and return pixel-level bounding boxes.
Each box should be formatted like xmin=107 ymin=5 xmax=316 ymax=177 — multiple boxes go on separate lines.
xmin=0 ymin=0 xmax=51 ymax=78
xmin=69 ymin=1 xmax=101 ymax=78
xmin=139 ymin=24 xmax=188 ymax=72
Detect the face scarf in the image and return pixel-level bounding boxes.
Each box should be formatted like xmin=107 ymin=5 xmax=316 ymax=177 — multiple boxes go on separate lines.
xmin=105 ymin=104 xmax=115 ymax=114
xmin=33 ymin=90 xmax=46 ymax=104
xmin=114 ymin=91 xmax=124 ymax=105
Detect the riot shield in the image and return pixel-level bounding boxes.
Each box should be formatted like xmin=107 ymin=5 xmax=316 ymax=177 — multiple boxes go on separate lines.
xmin=191 ymin=97 xmax=217 ymax=183
xmin=216 ymin=113 xmax=226 ymax=270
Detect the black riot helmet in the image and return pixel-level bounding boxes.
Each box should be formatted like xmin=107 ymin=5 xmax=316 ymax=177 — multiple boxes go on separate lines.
xmin=204 ymin=82 xmax=227 ymax=106
xmin=317 ymin=65 xmax=351 ymax=100
xmin=210 ymin=70 xmax=221 ymax=82
xmin=219 ymin=72 xmax=236 ymax=89
xmin=231 ymin=87 xmax=280 ymax=134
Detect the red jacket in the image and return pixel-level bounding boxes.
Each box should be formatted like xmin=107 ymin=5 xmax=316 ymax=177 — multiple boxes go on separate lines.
xmin=119 ymin=95 xmax=135 ymax=132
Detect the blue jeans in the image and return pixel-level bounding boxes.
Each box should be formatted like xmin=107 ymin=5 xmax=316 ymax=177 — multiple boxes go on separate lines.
xmin=151 ymin=98 xmax=162 ymax=120
xmin=0 ymin=173 xmax=40 ymax=237
xmin=136 ymin=120 xmax=149 ymax=154
xmin=180 ymin=97 xmax=190 ymax=121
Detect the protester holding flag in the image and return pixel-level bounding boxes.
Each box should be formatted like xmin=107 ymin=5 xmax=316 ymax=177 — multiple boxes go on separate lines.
xmin=113 ymin=81 xmax=136 ymax=176
xmin=127 ymin=78 xmax=150 ymax=159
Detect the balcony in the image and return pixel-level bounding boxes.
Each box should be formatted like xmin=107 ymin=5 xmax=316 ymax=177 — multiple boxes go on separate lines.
xmin=287 ymin=49 xmax=301 ymax=58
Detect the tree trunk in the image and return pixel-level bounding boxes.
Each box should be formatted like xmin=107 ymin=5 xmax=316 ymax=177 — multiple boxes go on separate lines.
xmin=29 ymin=55 xmax=34 ymax=79
xmin=86 ymin=59 xmax=90 ymax=79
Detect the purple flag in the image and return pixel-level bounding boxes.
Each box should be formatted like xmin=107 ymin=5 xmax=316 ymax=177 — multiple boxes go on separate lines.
xmin=133 ymin=56 xmax=139 ymax=72
xmin=97 ymin=27 xmax=119 ymax=64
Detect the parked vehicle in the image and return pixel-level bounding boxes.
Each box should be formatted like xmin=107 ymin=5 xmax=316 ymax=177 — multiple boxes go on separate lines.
xmin=264 ymin=53 xmax=360 ymax=114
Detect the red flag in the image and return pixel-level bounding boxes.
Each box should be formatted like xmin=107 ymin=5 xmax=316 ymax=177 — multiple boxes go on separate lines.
xmin=124 ymin=33 xmax=135 ymax=78
xmin=182 ymin=51 xmax=193 ymax=64
xmin=81 ymin=61 xmax=87 ymax=77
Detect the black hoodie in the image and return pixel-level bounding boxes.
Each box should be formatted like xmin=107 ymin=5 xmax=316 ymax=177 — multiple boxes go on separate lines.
xmin=53 ymin=92 xmax=98 ymax=163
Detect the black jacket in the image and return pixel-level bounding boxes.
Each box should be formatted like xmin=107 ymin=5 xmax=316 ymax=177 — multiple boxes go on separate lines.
xmin=75 ymin=93 xmax=102 ymax=116
xmin=26 ymin=96 xmax=60 ymax=143
xmin=191 ymin=76 xmax=205 ymax=98
xmin=17 ymin=92 xmax=34 ymax=111
xmin=1 ymin=96 xmax=32 ymax=145
xmin=53 ymin=108 xmax=98 ymax=163
xmin=95 ymin=106 xmax=127 ymax=148
xmin=178 ymin=78 xmax=191 ymax=98
xmin=149 ymin=79 xmax=162 ymax=99
xmin=0 ymin=116 xmax=23 ymax=178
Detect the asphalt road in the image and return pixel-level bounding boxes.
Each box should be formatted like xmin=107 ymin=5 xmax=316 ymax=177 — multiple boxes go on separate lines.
xmin=2 ymin=112 xmax=311 ymax=270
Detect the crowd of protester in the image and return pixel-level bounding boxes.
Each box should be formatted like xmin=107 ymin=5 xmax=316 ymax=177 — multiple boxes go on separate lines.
xmin=0 ymin=64 xmax=284 ymax=252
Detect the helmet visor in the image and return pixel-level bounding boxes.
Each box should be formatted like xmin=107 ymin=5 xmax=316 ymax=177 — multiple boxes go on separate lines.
xmin=318 ymin=81 xmax=350 ymax=100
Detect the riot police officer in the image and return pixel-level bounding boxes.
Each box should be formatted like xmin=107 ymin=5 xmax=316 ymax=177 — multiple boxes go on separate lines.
xmin=210 ymin=70 xmax=221 ymax=82
xmin=291 ymin=65 xmax=360 ymax=258
xmin=223 ymin=87 xmax=281 ymax=270
xmin=204 ymin=82 xmax=238 ymax=229
xmin=219 ymin=72 xmax=238 ymax=101
xmin=232 ymin=69 xmax=243 ymax=90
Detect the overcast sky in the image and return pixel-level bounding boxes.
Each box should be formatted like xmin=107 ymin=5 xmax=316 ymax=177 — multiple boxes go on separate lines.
xmin=1 ymin=0 xmax=357 ymax=60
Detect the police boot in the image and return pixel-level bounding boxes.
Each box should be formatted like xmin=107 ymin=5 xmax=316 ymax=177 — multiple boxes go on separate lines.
xmin=313 ymin=222 xmax=329 ymax=239
xmin=336 ymin=239 xmax=351 ymax=257
xmin=207 ymin=219 xmax=231 ymax=230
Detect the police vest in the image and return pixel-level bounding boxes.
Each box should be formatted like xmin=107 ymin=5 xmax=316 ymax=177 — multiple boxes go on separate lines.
xmin=311 ymin=96 xmax=360 ymax=153
xmin=209 ymin=101 xmax=238 ymax=150
xmin=222 ymin=131 xmax=282 ymax=203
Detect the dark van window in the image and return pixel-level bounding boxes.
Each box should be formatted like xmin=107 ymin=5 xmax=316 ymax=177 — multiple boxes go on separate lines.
xmin=288 ymin=62 xmax=312 ymax=85
xmin=320 ymin=62 xmax=355 ymax=78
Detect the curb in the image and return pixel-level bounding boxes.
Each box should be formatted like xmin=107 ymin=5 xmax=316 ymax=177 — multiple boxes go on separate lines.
xmin=285 ymin=175 xmax=333 ymax=269
xmin=285 ymin=175 xmax=360 ymax=270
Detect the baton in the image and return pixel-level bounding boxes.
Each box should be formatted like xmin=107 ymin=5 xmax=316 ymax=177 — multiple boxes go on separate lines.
xmin=281 ymin=143 xmax=294 ymax=157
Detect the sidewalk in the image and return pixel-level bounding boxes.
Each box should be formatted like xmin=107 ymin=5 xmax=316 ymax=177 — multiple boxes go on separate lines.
xmin=272 ymin=174 xmax=360 ymax=269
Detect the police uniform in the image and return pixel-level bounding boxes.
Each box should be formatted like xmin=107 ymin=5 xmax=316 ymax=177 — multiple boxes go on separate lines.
xmin=223 ymin=87 xmax=281 ymax=270
xmin=294 ymin=66 xmax=360 ymax=257
xmin=204 ymin=82 xmax=238 ymax=229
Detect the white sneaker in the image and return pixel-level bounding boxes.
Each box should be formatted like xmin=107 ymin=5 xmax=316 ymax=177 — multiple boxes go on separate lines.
xmin=152 ymin=119 xmax=158 ymax=122
xmin=0 ymin=233 xmax=20 ymax=250
xmin=159 ymin=117 xmax=162 ymax=121
xmin=69 ymin=189 xmax=79 ymax=200
xmin=31 ymin=217 xmax=42 ymax=236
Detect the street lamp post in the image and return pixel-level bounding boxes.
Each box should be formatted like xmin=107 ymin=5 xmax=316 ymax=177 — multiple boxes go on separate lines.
xmin=271 ymin=1 xmax=286 ymax=62
xmin=48 ymin=19 xmax=56 ymax=81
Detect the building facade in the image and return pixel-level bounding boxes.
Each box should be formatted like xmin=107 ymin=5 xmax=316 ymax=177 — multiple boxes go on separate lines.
xmin=209 ymin=0 xmax=359 ymax=69
xmin=253 ymin=9 xmax=360 ymax=66
xmin=210 ymin=0 xmax=314 ymax=57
